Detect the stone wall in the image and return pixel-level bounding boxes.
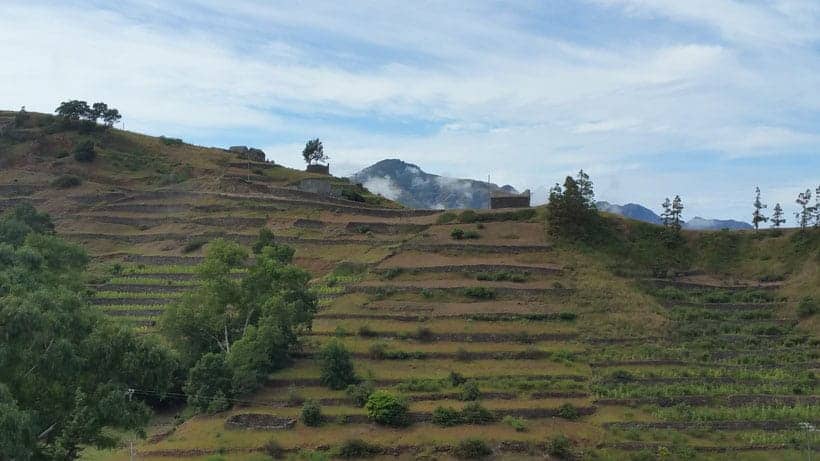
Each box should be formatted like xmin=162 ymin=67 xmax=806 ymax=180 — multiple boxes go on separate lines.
xmin=490 ymin=194 xmax=530 ymax=209
xmin=306 ymin=163 xmax=330 ymax=175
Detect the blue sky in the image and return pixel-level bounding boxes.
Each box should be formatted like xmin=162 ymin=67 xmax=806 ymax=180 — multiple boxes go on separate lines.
xmin=2 ymin=0 xmax=819 ymax=222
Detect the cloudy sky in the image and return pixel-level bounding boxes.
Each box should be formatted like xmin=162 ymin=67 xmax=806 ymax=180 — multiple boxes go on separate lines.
xmin=2 ymin=0 xmax=819 ymax=222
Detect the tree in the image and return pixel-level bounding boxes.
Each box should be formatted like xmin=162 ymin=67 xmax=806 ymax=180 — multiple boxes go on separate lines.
xmin=302 ymin=138 xmax=327 ymax=165
xmin=102 ymin=108 xmax=121 ymax=127
xmin=0 ymin=205 xmax=179 ymax=460
xmin=300 ymin=400 xmax=323 ymax=427
xmin=660 ymin=198 xmax=672 ymax=228
xmin=671 ymin=195 xmax=684 ymax=231
xmin=771 ymin=203 xmax=786 ymax=228
xmin=55 ymin=100 xmax=92 ymax=121
xmin=815 ymin=186 xmax=820 ymax=227
xmin=576 ymin=169 xmax=595 ymax=206
xmin=752 ymin=186 xmax=768 ymax=231
xmin=365 ymin=391 xmax=409 ymax=427
xmin=90 ymin=102 xmax=108 ymax=121
xmin=795 ymin=189 xmax=812 ymax=230
xmin=546 ymin=171 xmax=601 ymax=242
xmin=319 ymin=340 xmax=357 ymax=390
xmin=184 ymin=353 xmax=232 ymax=413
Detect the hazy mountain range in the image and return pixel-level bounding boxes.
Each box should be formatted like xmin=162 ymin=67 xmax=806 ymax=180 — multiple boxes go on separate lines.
xmin=596 ymin=201 xmax=752 ymax=230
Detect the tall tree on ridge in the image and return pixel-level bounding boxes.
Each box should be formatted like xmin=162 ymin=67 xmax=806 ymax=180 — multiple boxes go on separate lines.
xmin=795 ymin=189 xmax=812 ymax=230
xmin=752 ymin=186 xmax=768 ymax=231
xmin=671 ymin=195 xmax=684 ymax=231
xmin=661 ymin=198 xmax=672 ymax=228
xmin=771 ymin=203 xmax=786 ymax=228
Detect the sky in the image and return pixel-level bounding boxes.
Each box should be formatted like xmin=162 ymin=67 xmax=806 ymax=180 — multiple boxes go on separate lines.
xmin=1 ymin=0 xmax=819 ymax=222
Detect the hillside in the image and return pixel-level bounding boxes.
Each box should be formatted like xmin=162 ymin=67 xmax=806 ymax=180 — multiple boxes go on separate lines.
xmin=351 ymin=159 xmax=518 ymax=209
xmin=1 ymin=111 xmax=819 ymax=461
xmin=597 ymin=201 xmax=753 ymax=230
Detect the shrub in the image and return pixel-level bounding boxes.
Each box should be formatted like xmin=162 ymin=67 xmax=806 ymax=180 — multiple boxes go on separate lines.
xmin=436 ymin=212 xmax=457 ymax=224
xmin=365 ymin=391 xmax=409 ymax=427
xmin=462 ymin=287 xmax=495 ymax=299
xmin=459 ymin=210 xmax=478 ymax=223
xmin=335 ymin=439 xmax=380 ymax=459
xmin=432 ymin=406 xmax=464 ymax=427
xmin=451 ymin=228 xmax=465 ymax=240
xmin=51 ymin=174 xmax=82 ymax=189
xmin=556 ymin=403 xmax=580 ymax=420
xmin=73 ymin=140 xmax=95 ymax=162
xmin=459 ymin=381 xmax=481 ymax=401
xmin=287 ymin=385 xmax=304 ymax=406
xmin=340 ymin=189 xmax=365 ymax=202
xmin=502 ymin=415 xmax=527 ymax=432
xmin=346 ymin=381 xmax=375 ymax=407
xmin=263 ymin=440 xmax=286 ymax=459
xmin=300 ymin=400 xmax=323 ymax=427
xmin=367 ymin=342 xmax=388 ymax=359
xmin=382 ymin=267 xmax=403 ymax=279
xmin=558 ymin=312 xmax=577 ymax=321
xmin=449 ymin=371 xmax=467 ymax=387
xmin=797 ymin=297 xmax=818 ymax=318
xmin=252 ymin=228 xmax=276 ymax=254
xmin=546 ymin=435 xmax=572 ymax=459
xmin=453 ymin=438 xmax=492 ymax=459
xmin=319 ymin=340 xmax=358 ymax=390
xmin=357 ymin=324 xmax=377 ymax=337
xmin=462 ymin=230 xmax=480 ymax=239
xmin=460 ymin=402 xmax=495 ymax=424
xmin=182 ymin=237 xmax=208 ymax=254
xmin=159 ymin=135 xmax=184 ymax=146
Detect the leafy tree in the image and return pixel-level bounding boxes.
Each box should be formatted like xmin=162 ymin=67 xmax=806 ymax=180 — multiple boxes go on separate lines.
xmin=795 ymin=189 xmax=812 ymax=230
xmin=14 ymin=106 xmax=28 ymax=127
xmin=365 ymin=391 xmax=409 ymax=427
xmin=671 ymin=195 xmax=684 ymax=231
xmin=546 ymin=171 xmax=602 ymax=242
xmin=319 ymin=340 xmax=357 ymax=390
xmin=184 ymin=353 xmax=232 ymax=413
xmin=91 ymin=102 xmax=109 ymax=121
xmin=771 ymin=203 xmax=786 ymax=228
xmin=660 ymin=198 xmax=672 ymax=227
xmin=752 ymin=186 xmax=768 ymax=231
xmin=252 ymin=228 xmax=276 ymax=254
xmin=300 ymin=400 xmax=323 ymax=427
xmin=0 ymin=205 xmax=178 ymax=460
xmin=102 ymin=108 xmax=121 ymax=127
xmin=302 ymin=138 xmax=327 ymax=165
xmin=55 ymin=100 xmax=92 ymax=121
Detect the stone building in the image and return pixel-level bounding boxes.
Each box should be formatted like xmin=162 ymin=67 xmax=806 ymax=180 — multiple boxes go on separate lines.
xmin=490 ymin=189 xmax=531 ymax=209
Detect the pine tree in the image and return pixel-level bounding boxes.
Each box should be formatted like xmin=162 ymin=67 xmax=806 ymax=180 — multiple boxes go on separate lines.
xmin=576 ymin=170 xmax=595 ymax=207
xmin=752 ymin=186 xmax=768 ymax=231
xmin=660 ymin=198 xmax=672 ymax=228
xmin=671 ymin=195 xmax=684 ymax=231
xmin=795 ymin=189 xmax=812 ymax=230
xmin=771 ymin=203 xmax=786 ymax=228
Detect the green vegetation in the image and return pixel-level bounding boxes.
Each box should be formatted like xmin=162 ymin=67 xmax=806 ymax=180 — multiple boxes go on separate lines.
xmin=334 ymin=439 xmax=380 ymax=458
xmin=462 ymin=286 xmax=496 ymax=299
xmin=453 ymin=438 xmax=492 ymax=459
xmin=546 ymin=435 xmax=572 ymax=459
xmin=364 ymin=391 xmax=409 ymax=427
xmin=300 ymin=400 xmax=323 ymax=427
xmin=318 ymin=340 xmax=358 ymax=390
xmin=51 ymin=174 xmax=82 ymax=188
xmin=73 ymin=140 xmax=96 ymax=162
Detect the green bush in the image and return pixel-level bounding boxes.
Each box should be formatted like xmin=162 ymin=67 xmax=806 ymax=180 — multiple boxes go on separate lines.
xmin=459 ymin=380 xmax=481 ymax=401
xmin=449 ymin=371 xmax=467 ymax=387
xmin=357 ymin=324 xmax=377 ymax=337
xmin=367 ymin=342 xmax=388 ymax=359
xmin=460 ymin=402 xmax=495 ymax=424
xmin=556 ymin=403 xmax=580 ymax=420
xmin=73 ymin=140 xmax=96 ymax=162
xmin=252 ymin=228 xmax=276 ymax=254
xmin=462 ymin=287 xmax=496 ymax=299
xmin=365 ymin=390 xmax=409 ymax=427
xmin=462 ymin=230 xmax=480 ymax=239
xmin=335 ymin=439 xmax=380 ymax=458
xmin=436 ymin=212 xmax=457 ymax=224
xmin=382 ymin=267 xmax=403 ymax=279
xmin=159 ymin=136 xmax=184 ymax=146
xmin=182 ymin=237 xmax=209 ymax=254
xmin=319 ymin=340 xmax=358 ymax=390
xmin=546 ymin=435 xmax=572 ymax=459
xmin=51 ymin=174 xmax=82 ymax=189
xmin=451 ymin=228 xmax=465 ymax=240
xmin=345 ymin=381 xmax=375 ymax=407
xmin=300 ymin=400 xmax=323 ymax=427
xmin=432 ymin=406 xmax=464 ymax=427
xmin=453 ymin=438 xmax=492 ymax=459
xmin=502 ymin=415 xmax=527 ymax=432
xmin=459 ymin=210 xmax=478 ymax=223
xmin=797 ymin=297 xmax=818 ymax=318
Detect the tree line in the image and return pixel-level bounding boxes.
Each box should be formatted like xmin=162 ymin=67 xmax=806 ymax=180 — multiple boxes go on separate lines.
xmin=55 ymin=100 xmax=121 ymax=127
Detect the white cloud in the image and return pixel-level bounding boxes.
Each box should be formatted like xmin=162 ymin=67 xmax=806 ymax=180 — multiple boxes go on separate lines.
xmin=361 ymin=176 xmax=402 ymax=200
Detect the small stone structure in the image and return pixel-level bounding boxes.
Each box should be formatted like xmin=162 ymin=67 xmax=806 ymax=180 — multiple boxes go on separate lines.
xmin=297 ymin=178 xmax=332 ymax=196
xmin=228 ymin=146 xmax=266 ymax=162
xmin=490 ymin=189 xmax=531 ymax=209
xmin=306 ymin=163 xmax=330 ymax=175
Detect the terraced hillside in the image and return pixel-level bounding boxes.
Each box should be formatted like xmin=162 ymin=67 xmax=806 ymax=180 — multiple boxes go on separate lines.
xmin=1 ymin=112 xmax=818 ymax=460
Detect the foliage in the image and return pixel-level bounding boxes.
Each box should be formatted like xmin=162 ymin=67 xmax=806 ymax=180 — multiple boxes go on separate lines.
xmin=300 ymin=400 xmax=323 ymax=427
xmin=436 ymin=212 xmax=457 ymax=224
xmin=56 ymin=100 xmax=121 ymax=127
xmin=502 ymin=415 xmax=528 ymax=432
xmin=459 ymin=380 xmax=481 ymax=401
xmin=797 ymin=297 xmax=817 ymax=318
xmin=302 ymin=138 xmax=327 ymax=165
xmin=546 ymin=170 xmax=607 ymax=244
xmin=0 ymin=205 xmax=179 ymax=460
xmin=450 ymin=228 xmax=465 ymax=240
xmin=432 ymin=406 xmax=464 ymax=427
xmin=546 ymin=435 xmax=572 ymax=459
xmin=319 ymin=340 xmax=358 ymax=390
xmin=453 ymin=438 xmax=492 ymax=459
xmin=557 ymin=403 xmax=581 ymax=420
xmin=345 ymin=381 xmax=375 ymax=407
xmin=182 ymin=237 xmax=208 ymax=254
xmin=459 ymin=210 xmax=478 ymax=223
xmin=462 ymin=286 xmax=496 ymax=299
xmin=334 ymin=439 xmax=380 ymax=458
xmin=475 ymin=270 xmax=527 ymax=282
xmin=365 ymin=391 xmax=409 ymax=427
xmin=73 ymin=140 xmax=96 ymax=162
xmin=159 ymin=136 xmax=184 ymax=146
xmin=460 ymin=402 xmax=495 ymax=424
xmin=51 ymin=174 xmax=82 ymax=189
xmin=184 ymin=353 xmax=232 ymax=413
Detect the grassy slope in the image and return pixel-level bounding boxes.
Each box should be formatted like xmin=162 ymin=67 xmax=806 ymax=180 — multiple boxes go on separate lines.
xmin=1 ymin=111 xmax=818 ymax=460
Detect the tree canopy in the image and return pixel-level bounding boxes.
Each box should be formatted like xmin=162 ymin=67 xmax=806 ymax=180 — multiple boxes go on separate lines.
xmin=55 ymin=100 xmax=121 ymax=127
xmin=302 ymin=138 xmax=327 ymax=165
xmin=0 ymin=204 xmax=179 ymax=460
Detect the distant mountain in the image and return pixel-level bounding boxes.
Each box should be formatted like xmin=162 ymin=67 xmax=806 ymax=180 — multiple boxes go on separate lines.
xmin=350 ymin=159 xmax=517 ymax=209
xmin=597 ymin=201 xmax=752 ymax=230
xmin=683 ymin=217 xmax=753 ymax=231
xmin=597 ymin=201 xmax=662 ymax=225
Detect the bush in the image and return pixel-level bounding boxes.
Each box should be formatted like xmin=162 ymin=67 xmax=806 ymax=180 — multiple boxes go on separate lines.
xmin=73 ymin=140 xmax=96 ymax=162
xmin=558 ymin=312 xmax=577 ymax=321
xmin=546 ymin=435 xmax=572 ymax=459
xmin=797 ymin=297 xmax=818 ymax=318
xmin=502 ymin=415 xmax=527 ymax=432
xmin=449 ymin=371 xmax=467 ymax=387
xmin=319 ymin=340 xmax=358 ymax=390
xmin=159 ymin=135 xmax=184 ymax=146
xmin=345 ymin=381 xmax=375 ymax=407
xmin=184 ymin=353 xmax=233 ymax=413
xmin=462 ymin=287 xmax=495 ymax=299
xmin=459 ymin=210 xmax=478 ymax=223
xmin=365 ymin=391 xmax=409 ymax=427
xmin=182 ymin=237 xmax=208 ymax=254
xmin=557 ymin=403 xmax=580 ymax=420
xmin=357 ymin=324 xmax=377 ymax=337
xmin=263 ymin=440 xmax=286 ymax=459
xmin=368 ymin=342 xmax=388 ymax=359
xmin=459 ymin=381 xmax=481 ymax=401
xmin=335 ymin=439 xmax=380 ymax=459
xmin=340 ymin=188 xmax=365 ymax=202
xmin=51 ymin=174 xmax=82 ymax=189
xmin=287 ymin=385 xmax=304 ymax=406
xmin=436 ymin=212 xmax=457 ymax=224
xmin=460 ymin=402 xmax=495 ymax=424
xmin=451 ymin=228 xmax=465 ymax=240
xmin=300 ymin=400 xmax=323 ymax=427
xmin=462 ymin=230 xmax=480 ymax=239
xmin=432 ymin=406 xmax=464 ymax=427
xmin=252 ymin=228 xmax=276 ymax=254
xmin=453 ymin=438 xmax=492 ymax=459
